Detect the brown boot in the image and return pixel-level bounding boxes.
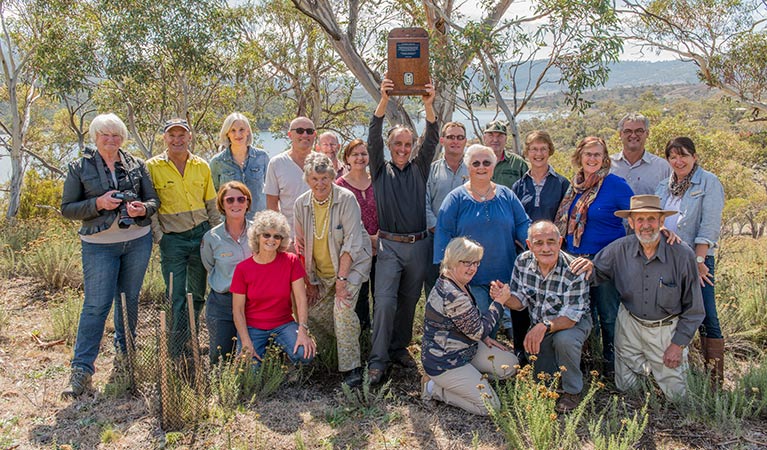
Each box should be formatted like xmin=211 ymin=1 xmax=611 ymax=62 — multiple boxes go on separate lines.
xmin=699 ymin=336 xmax=708 ymax=369
xmin=704 ymin=337 xmax=724 ymax=389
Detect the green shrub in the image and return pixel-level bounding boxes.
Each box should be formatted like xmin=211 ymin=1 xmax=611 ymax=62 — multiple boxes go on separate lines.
xmin=338 ymin=366 xmax=392 ymax=418
xmin=209 ymin=344 xmax=286 ymax=412
xmin=50 ymin=289 xmax=83 ymax=345
xmin=588 ymin=395 xmax=649 ymax=450
xmin=17 ymin=228 xmax=82 ymax=290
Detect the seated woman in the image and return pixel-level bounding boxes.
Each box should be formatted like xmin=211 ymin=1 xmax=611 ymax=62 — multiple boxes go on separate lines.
xmin=230 ymin=210 xmax=316 ymax=365
xmin=295 ymin=153 xmax=372 ymax=387
xmin=421 ymin=237 xmax=518 ymax=416
xmin=201 ymin=181 xmax=253 ymax=364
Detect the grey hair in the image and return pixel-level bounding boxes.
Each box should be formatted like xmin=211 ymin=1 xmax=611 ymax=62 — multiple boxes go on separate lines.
xmin=440 ymin=237 xmax=484 ymax=276
xmin=89 ymin=113 xmax=128 ymax=143
xmin=463 ymin=144 xmax=498 ymax=167
xmin=618 ymin=112 xmax=650 ymax=131
xmin=302 ymin=152 xmax=337 ymax=181
xmin=218 ymin=112 xmax=253 ymax=148
xmin=527 ymin=220 xmax=561 ymax=241
xmin=247 ymin=210 xmax=291 ymax=254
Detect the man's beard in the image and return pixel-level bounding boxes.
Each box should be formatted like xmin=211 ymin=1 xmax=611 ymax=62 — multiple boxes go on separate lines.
xmin=635 ymin=229 xmax=660 ymax=245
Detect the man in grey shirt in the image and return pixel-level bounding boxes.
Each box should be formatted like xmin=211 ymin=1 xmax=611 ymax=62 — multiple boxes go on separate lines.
xmin=610 ymin=113 xmax=671 ymax=195
xmin=424 ymin=121 xmax=469 ymax=296
xmin=573 ymin=195 xmax=704 ymax=397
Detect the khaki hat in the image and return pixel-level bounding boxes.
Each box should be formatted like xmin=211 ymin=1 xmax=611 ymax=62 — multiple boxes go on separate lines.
xmin=483 ymin=120 xmax=508 ymax=135
xmin=614 ymin=195 xmax=678 ymax=219
xmin=163 ymin=118 xmax=190 ymax=133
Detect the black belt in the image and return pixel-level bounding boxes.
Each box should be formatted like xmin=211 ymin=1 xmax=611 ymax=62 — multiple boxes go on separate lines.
xmin=629 ymin=312 xmax=678 ymax=328
xmin=379 ymin=230 xmax=428 ymax=244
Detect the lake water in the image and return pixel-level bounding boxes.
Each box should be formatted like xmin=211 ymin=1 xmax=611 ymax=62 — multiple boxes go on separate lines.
xmin=0 ymin=109 xmax=541 ymax=183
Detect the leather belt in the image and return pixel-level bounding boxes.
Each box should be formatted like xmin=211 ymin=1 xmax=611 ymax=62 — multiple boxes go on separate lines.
xmin=379 ymin=230 xmax=428 ymax=244
xmin=629 ymin=312 xmax=678 ymax=328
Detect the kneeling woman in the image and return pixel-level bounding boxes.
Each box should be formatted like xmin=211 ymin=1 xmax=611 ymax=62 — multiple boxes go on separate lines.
xmin=421 ymin=237 xmax=518 ymax=415
xmin=230 ymin=210 xmax=316 ymax=364
xmin=294 ymin=153 xmax=372 ymax=387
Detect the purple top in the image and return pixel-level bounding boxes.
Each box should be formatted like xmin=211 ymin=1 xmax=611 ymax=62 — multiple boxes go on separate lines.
xmin=336 ymin=177 xmax=379 ymax=236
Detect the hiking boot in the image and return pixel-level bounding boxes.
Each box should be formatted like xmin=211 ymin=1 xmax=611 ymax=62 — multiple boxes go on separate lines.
xmin=368 ymin=367 xmax=386 ymax=385
xmin=62 ymin=367 xmax=92 ymax=398
xmin=392 ymin=352 xmax=417 ymax=368
xmin=421 ymin=373 xmax=433 ymax=401
xmin=342 ymin=368 xmax=363 ymax=388
xmin=555 ymin=392 xmax=581 ymax=413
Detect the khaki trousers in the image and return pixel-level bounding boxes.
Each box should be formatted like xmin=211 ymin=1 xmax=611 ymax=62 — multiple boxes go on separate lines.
xmin=430 ymin=343 xmax=518 ymax=416
xmin=615 ymin=305 xmax=689 ymax=398
xmin=308 ymin=277 xmax=362 ymax=372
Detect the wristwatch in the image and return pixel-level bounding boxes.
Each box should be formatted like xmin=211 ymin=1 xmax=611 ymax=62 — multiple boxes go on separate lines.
xmin=542 ymin=320 xmax=552 ymax=333
xmin=336 ymin=275 xmax=348 ymax=281
xmin=696 ymin=256 xmax=705 ymax=264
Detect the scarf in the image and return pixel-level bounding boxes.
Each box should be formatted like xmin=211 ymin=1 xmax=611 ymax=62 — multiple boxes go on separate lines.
xmin=554 ymin=168 xmax=608 ymax=248
xmin=669 ymin=163 xmax=698 ymax=197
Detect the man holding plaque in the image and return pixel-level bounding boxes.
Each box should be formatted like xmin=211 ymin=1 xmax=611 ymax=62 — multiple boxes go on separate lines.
xmin=367 ymin=77 xmax=439 ymax=385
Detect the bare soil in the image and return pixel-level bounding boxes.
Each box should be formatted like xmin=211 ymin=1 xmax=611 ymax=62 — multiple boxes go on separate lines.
xmin=0 ymin=277 xmax=765 ymax=449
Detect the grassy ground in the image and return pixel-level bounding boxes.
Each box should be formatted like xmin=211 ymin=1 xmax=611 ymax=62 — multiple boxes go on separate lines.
xmin=0 ymin=224 xmax=766 ymax=449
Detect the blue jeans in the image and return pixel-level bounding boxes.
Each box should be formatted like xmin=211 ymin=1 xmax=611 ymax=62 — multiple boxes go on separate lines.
xmin=241 ymin=322 xmax=314 ymax=365
xmin=699 ymin=256 xmax=722 ymax=339
xmin=469 ymin=284 xmax=500 ymax=338
xmin=72 ymin=232 xmax=153 ymax=374
xmin=206 ymin=290 xmax=237 ymax=364
xmin=590 ymin=279 xmax=620 ymax=365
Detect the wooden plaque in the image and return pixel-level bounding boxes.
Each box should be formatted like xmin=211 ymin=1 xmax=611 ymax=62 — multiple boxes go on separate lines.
xmin=387 ymin=28 xmax=430 ymax=96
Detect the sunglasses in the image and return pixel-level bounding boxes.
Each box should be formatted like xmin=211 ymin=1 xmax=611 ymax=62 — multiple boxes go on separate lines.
xmin=471 ymin=160 xmax=493 ymax=168
xmin=224 ymin=196 xmax=247 ymax=205
xmin=444 ymin=134 xmax=466 ymax=141
xmin=291 ymin=127 xmax=316 ymax=135
xmin=459 ymin=260 xmax=481 ymax=268
xmin=261 ymin=233 xmax=284 ymax=241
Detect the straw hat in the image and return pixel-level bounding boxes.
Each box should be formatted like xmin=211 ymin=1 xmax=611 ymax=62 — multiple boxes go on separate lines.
xmin=614 ymin=195 xmax=678 ymax=219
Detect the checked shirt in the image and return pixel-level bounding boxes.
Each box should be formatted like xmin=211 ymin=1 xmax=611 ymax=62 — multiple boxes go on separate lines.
xmin=509 ymin=250 xmax=590 ymax=324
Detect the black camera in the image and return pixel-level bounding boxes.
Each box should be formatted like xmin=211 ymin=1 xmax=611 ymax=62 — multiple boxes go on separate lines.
xmin=111 ymin=191 xmax=139 ymax=228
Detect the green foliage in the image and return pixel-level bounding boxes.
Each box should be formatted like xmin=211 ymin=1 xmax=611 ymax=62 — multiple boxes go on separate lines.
xmin=209 ymin=345 xmax=286 ymax=412
xmin=588 ymin=395 xmax=650 ymax=450
xmin=338 ymin=367 xmax=393 ymax=419
xmin=16 ymin=225 xmax=82 ymax=290
xmin=49 ymin=289 xmax=83 ymax=345
xmin=99 ymin=423 xmax=122 ymax=444
xmin=17 ymin=169 xmax=63 ymax=219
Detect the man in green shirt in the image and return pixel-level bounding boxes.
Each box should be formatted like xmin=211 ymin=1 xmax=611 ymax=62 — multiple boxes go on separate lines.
xmin=483 ymin=120 xmax=528 ymax=189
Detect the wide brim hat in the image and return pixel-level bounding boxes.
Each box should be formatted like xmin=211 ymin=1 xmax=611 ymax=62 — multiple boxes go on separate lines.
xmin=614 ymin=194 xmax=678 ymax=219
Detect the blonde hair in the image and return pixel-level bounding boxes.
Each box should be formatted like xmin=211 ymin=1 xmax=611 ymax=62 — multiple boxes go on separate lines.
xmin=440 ymin=237 xmax=484 ymax=276
xmin=218 ymin=112 xmax=253 ymax=148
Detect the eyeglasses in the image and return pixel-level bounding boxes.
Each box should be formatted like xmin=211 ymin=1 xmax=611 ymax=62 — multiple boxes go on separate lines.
xmin=459 ymin=260 xmax=481 ymax=268
xmin=621 ymin=128 xmax=646 ymax=136
xmin=261 ymin=233 xmax=284 ymax=241
xmin=224 ymin=196 xmax=247 ymax=205
xmin=471 ymin=160 xmax=493 ymax=168
xmin=444 ymin=134 xmax=466 ymax=141
xmin=291 ymin=127 xmax=316 ymax=135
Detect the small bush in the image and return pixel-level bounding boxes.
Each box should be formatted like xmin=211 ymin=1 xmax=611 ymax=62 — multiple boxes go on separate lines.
xmin=338 ymin=366 xmax=392 ymax=418
xmin=99 ymin=423 xmax=122 ymax=444
xmin=17 ymin=228 xmax=82 ymax=290
xmin=209 ymin=344 xmax=286 ymax=411
xmin=588 ymin=395 xmax=649 ymax=450
xmin=49 ymin=289 xmax=83 ymax=345
xmin=140 ymin=249 xmax=166 ymax=304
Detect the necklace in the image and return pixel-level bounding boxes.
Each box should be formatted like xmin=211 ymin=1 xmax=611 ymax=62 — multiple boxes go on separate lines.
xmin=311 ymin=190 xmax=332 ymax=240
xmin=469 ymin=183 xmax=494 ymax=202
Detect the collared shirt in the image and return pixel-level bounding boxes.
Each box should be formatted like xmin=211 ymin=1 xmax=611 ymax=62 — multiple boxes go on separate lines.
xmin=592 ymin=235 xmax=704 ymax=346
xmin=425 ymin=158 xmax=468 ymax=229
xmin=200 ymin=220 xmax=252 ymax=293
xmin=368 ymin=115 xmax=439 ymax=234
xmin=512 ymin=166 xmax=570 ymax=222
xmin=264 ymin=150 xmax=309 ymax=238
xmin=610 ymin=150 xmax=671 ymax=195
xmin=509 ymin=250 xmax=590 ymax=324
xmin=492 ymin=152 xmax=529 ymax=189
xmin=209 ymin=145 xmax=270 ymax=217
xmin=146 ymin=151 xmax=221 ymax=237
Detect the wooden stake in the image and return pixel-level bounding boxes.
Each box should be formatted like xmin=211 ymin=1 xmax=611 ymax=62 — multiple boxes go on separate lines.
xmin=158 ymin=310 xmax=170 ymax=429
xmin=120 ymin=293 xmax=136 ymax=388
xmin=186 ymin=293 xmax=203 ymax=394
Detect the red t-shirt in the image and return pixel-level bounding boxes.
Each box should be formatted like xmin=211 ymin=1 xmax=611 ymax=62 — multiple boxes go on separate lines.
xmin=230 ymin=252 xmax=306 ymax=330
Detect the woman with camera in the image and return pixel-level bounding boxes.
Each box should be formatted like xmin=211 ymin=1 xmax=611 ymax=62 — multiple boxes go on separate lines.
xmin=61 ymin=113 xmax=159 ymax=397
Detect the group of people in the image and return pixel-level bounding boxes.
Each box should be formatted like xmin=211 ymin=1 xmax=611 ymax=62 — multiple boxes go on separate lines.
xmin=60 ymin=80 xmax=724 ymax=420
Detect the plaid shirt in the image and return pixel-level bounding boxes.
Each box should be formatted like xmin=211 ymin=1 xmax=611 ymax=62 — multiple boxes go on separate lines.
xmin=509 ymin=250 xmax=590 ymax=323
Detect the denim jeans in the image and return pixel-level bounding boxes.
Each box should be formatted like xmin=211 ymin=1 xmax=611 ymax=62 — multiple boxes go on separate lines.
xmin=159 ymin=222 xmax=209 ymax=357
xmin=241 ymin=321 xmax=314 ymax=365
xmin=469 ymin=284 xmax=500 ymax=338
xmin=590 ymin=279 xmax=620 ymax=365
xmin=72 ymin=232 xmax=153 ymax=375
xmin=206 ymin=290 xmax=237 ymax=364
xmin=699 ymin=256 xmax=722 ymax=339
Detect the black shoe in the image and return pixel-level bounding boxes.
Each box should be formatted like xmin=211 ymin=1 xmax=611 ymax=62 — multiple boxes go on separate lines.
xmin=515 ymin=349 xmax=529 ymax=368
xmin=392 ymin=352 xmax=417 ymax=368
xmin=62 ymin=367 xmax=92 ymax=398
xmin=343 ymin=368 xmax=363 ymax=388
xmin=368 ymin=367 xmax=386 ymax=385
xmin=504 ymin=328 xmax=514 ymax=342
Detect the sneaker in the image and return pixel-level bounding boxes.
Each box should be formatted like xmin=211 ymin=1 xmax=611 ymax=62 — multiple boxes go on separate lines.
xmin=342 ymin=368 xmax=363 ymax=388
xmin=555 ymin=392 xmax=581 ymax=413
xmin=62 ymin=367 xmax=92 ymax=398
xmin=421 ymin=373 xmax=433 ymax=401
xmin=391 ymin=352 xmax=417 ymax=368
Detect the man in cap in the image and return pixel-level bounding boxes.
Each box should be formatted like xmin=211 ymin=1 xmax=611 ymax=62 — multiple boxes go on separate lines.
xmin=482 ymin=120 xmax=528 ymax=189
xmin=610 ymin=112 xmax=671 ymax=195
xmin=572 ymin=195 xmax=704 ymax=397
xmin=490 ymin=220 xmax=592 ymax=413
xmin=147 ymin=118 xmax=221 ymax=356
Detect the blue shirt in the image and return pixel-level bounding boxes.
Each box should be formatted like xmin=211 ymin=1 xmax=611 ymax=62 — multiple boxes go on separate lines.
xmin=434 ymin=185 xmax=530 ymax=285
xmin=565 ymin=174 xmax=633 ymax=255
xmin=209 ymin=146 xmax=270 ymax=218
xmin=512 ymin=166 xmax=570 ymax=222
